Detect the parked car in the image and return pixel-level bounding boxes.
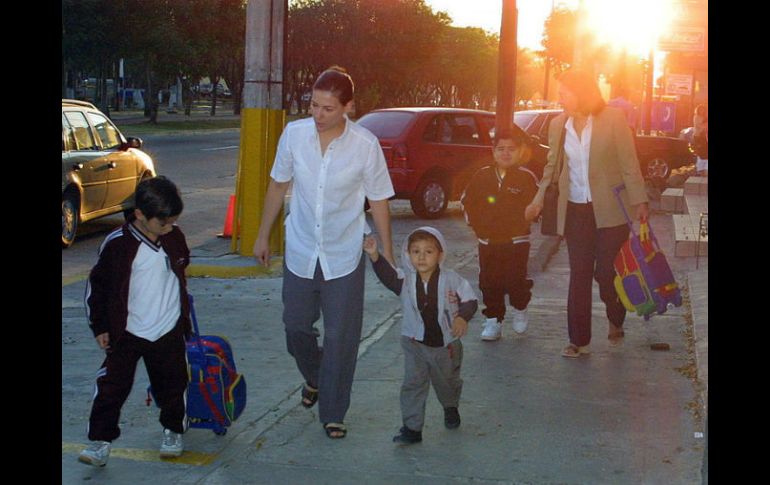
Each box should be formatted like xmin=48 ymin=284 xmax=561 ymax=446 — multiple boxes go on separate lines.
xmin=513 ymin=109 xmax=695 ymax=182
xmin=357 ymin=107 xmax=547 ymax=219
xmin=62 ymin=99 xmax=156 ymax=247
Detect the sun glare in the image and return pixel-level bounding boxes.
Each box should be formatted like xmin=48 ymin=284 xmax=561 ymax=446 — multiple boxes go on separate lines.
xmin=581 ymin=0 xmax=675 ymax=56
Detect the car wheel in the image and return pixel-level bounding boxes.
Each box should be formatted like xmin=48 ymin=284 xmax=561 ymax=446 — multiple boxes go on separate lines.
xmin=645 ymin=157 xmax=670 ymax=180
xmin=62 ymin=194 xmax=79 ymax=249
xmin=410 ymin=177 xmax=449 ymax=219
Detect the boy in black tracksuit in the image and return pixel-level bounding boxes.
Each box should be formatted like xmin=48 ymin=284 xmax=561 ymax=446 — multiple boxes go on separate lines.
xmin=461 ymin=130 xmax=539 ymax=341
xmin=79 ymin=176 xmax=191 ymax=467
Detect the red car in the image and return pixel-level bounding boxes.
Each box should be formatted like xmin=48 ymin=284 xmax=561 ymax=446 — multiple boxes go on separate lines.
xmin=357 ymin=107 xmax=546 ymax=218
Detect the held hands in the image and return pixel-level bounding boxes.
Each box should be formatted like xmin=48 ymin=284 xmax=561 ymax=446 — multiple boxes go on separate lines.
xmin=95 ymin=333 xmax=110 ymax=350
xmin=451 ymin=316 xmax=468 ymax=338
xmin=363 ymin=235 xmax=379 ymax=262
xmin=524 ymin=202 xmax=543 ymax=222
xmin=636 ymin=202 xmax=649 ymax=222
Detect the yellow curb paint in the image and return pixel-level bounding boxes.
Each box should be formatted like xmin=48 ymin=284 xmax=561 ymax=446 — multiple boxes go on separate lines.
xmin=185 ymin=258 xmax=283 ymax=279
xmin=62 ymin=442 xmax=217 ymax=466
xmin=62 ymin=273 xmax=89 ymax=287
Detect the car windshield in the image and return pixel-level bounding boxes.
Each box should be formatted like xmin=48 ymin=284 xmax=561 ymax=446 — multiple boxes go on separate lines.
xmin=357 ymin=111 xmax=414 ymax=138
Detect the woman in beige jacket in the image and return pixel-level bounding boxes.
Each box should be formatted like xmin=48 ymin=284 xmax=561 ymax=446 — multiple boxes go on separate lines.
xmin=525 ymin=70 xmax=649 ymax=358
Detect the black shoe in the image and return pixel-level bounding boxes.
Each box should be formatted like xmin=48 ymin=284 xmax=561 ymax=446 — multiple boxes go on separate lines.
xmin=392 ymin=426 xmax=422 ymax=444
xmin=444 ymin=407 xmax=461 ymax=429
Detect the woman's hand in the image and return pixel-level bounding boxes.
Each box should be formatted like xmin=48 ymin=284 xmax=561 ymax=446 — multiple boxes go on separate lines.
xmin=636 ymin=202 xmax=649 ymax=222
xmin=525 ymin=202 xmax=543 ymax=222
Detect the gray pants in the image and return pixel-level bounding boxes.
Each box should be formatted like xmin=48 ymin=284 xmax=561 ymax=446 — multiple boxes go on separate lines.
xmin=400 ymin=336 xmax=463 ymax=431
xmin=282 ymin=256 xmax=366 ymax=424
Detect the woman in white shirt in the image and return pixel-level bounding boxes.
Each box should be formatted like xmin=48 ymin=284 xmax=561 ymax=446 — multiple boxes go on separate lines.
xmin=254 ymin=67 xmax=395 ymax=439
xmin=525 ymin=69 xmax=648 ymax=358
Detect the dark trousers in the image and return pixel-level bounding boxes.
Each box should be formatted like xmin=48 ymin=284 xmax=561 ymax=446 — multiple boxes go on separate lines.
xmin=564 ymin=202 xmax=629 ymax=347
xmin=87 ymin=324 xmax=188 ymax=442
xmin=478 ymin=242 xmax=533 ymax=321
xmin=282 ymin=256 xmax=366 ymax=424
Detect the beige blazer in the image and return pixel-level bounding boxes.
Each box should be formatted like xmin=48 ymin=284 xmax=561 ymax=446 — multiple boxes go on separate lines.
xmin=533 ymin=107 xmax=648 ymax=236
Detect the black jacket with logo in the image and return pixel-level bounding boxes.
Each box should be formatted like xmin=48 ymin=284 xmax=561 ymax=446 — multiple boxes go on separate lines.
xmin=461 ymin=165 xmax=538 ymax=243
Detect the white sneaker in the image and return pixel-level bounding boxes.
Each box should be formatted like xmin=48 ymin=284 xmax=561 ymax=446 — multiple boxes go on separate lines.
xmin=160 ymin=429 xmax=184 ymax=458
xmin=511 ymin=307 xmax=529 ymax=334
xmin=78 ymin=441 xmax=111 ymax=467
xmin=481 ymin=317 xmax=502 ymax=341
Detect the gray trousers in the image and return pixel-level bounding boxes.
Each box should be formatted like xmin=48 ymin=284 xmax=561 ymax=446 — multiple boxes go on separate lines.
xmin=282 ymin=256 xmax=366 ymax=424
xmin=400 ymin=336 xmax=463 ymax=431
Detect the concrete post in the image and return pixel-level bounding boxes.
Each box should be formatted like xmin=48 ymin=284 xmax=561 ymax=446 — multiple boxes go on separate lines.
xmin=234 ymin=0 xmax=286 ymax=256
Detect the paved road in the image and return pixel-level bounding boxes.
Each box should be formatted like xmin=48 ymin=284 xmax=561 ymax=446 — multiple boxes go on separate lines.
xmin=62 ymin=130 xmax=241 ymax=284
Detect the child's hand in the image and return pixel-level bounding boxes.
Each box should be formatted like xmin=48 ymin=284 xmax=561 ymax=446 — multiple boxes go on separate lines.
xmin=451 ymin=317 xmax=468 ymax=338
xmin=447 ymin=290 xmax=459 ymax=305
xmin=95 ymin=333 xmax=110 ymax=350
xmin=363 ymin=235 xmax=379 ymax=261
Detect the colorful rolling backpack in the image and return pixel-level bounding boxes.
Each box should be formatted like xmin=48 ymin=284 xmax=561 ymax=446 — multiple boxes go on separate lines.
xmin=148 ymin=294 xmax=247 ymax=435
xmin=612 ymin=185 xmax=683 ymax=320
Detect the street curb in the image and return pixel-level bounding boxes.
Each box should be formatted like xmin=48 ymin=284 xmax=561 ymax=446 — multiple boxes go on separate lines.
xmin=186 ymin=258 xmax=283 ymax=279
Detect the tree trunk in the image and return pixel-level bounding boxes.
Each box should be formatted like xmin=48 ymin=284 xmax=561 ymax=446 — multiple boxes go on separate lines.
xmin=146 ymin=61 xmax=158 ymax=124
xmin=210 ymin=75 xmax=219 ymax=116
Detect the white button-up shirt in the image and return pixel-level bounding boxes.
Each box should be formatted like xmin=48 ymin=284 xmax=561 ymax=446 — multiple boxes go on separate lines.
xmin=565 ymin=115 xmax=594 ymax=203
xmin=270 ymin=116 xmax=394 ymax=280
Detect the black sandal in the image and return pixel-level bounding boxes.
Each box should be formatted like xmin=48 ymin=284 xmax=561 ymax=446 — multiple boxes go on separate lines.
xmin=301 ymin=383 xmax=318 ymax=408
xmin=323 ymin=422 xmax=347 ymax=439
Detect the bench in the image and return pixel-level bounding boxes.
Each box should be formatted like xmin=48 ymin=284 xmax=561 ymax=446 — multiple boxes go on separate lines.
xmin=660 ymin=188 xmax=684 ymax=213
xmin=684 ymin=176 xmax=708 ymax=195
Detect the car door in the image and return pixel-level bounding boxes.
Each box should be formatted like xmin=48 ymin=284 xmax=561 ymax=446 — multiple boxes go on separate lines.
xmin=62 ymin=110 xmax=108 ymax=214
xmin=86 ymin=111 xmax=139 ymax=210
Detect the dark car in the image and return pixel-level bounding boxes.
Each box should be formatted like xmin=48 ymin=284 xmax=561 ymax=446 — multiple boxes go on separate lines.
xmin=62 ymin=99 xmax=156 ymax=247
xmin=513 ymin=109 xmax=695 ymax=182
xmin=357 ymin=107 xmax=547 ymax=219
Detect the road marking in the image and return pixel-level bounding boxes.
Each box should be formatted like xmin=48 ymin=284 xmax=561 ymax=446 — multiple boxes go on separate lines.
xmin=201 ymin=145 xmax=238 ymax=152
xmin=62 ymin=442 xmax=217 ymax=466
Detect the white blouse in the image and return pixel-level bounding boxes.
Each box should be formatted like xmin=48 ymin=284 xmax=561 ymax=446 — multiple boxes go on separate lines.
xmin=270 ymin=116 xmax=394 ymax=280
xmin=564 ymin=115 xmax=594 ymax=203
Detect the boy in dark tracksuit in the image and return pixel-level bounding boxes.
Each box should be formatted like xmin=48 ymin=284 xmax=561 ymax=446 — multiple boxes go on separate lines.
xmin=461 ymin=130 xmax=539 ymax=341
xmin=79 ymin=176 xmax=191 ymax=467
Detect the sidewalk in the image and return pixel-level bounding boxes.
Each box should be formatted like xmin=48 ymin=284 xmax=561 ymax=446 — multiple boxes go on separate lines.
xmin=61 ymin=199 xmax=707 ymax=484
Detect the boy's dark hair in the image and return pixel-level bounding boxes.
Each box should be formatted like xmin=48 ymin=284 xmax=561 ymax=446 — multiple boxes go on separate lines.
xmin=313 ymin=66 xmax=354 ymax=105
xmin=407 ymin=230 xmax=443 ymax=252
xmin=134 ymin=176 xmax=183 ymax=220
xmin=492 ymin=129 xmax=528 ymax=147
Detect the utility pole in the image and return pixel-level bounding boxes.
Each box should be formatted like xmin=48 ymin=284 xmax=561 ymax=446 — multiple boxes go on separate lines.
xmin=542 ymin=0 xmax=555 ymax=108
xmin=233 ymin=0 xmax=286 ymax=256
xmin=495 ymin=0 xmax=518 ymax=135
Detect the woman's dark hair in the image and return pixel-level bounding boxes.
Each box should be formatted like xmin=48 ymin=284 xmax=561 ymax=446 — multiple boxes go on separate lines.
xmin=313 ymin=66 xmax=354 ymax=105
xmin=134 ymin=176 xmax=183 ymax=220
xmin=558 ymin=69 xmax=606 ymax=116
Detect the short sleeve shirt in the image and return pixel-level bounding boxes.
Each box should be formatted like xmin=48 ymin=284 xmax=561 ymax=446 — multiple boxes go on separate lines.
xmin=270 ymin=116 xmax=395 ymax=280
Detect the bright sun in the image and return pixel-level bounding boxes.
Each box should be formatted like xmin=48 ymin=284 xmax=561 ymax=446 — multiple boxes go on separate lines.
xmin=581 ymin=0 xmax=676 ymax=56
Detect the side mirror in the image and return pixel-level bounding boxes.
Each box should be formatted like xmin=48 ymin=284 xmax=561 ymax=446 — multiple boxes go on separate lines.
xmin=125 ymin=137 xmax=143 ymax=149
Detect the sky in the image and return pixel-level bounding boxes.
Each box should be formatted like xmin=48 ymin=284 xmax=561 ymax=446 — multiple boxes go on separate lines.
xmin=425 ymin=0 xmax=579 ymax=51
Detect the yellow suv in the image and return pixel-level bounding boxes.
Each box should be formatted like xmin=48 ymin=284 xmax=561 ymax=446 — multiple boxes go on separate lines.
xmin=61 ymin=100 xmax=156 ymax=247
